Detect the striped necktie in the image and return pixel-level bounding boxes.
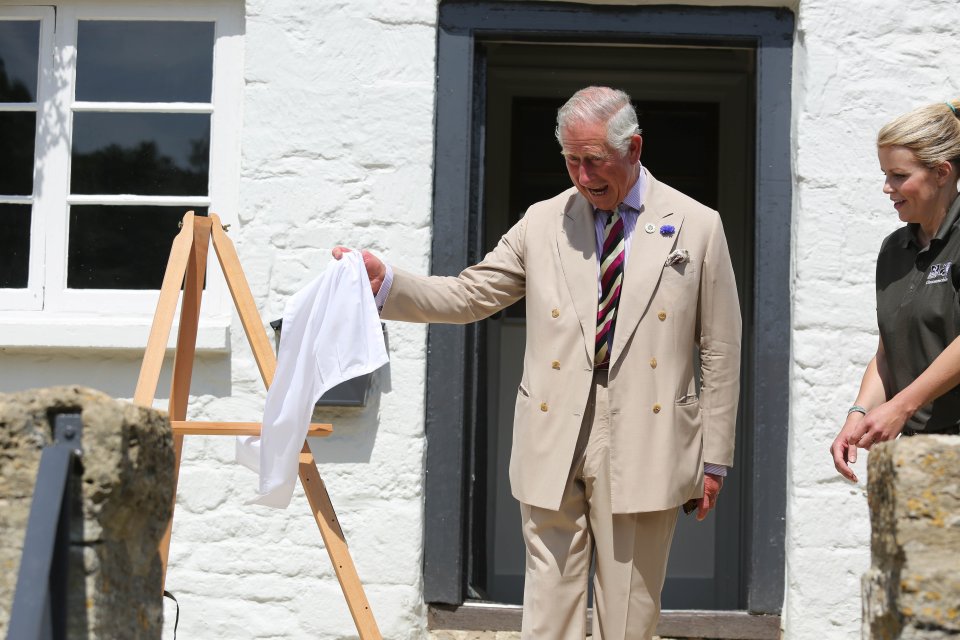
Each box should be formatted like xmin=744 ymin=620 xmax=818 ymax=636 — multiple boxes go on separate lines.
xmin=596 ymin=208 xmax=625 ymax=366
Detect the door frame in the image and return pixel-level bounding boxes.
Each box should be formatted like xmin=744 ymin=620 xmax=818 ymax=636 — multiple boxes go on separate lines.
xmin=423 ymin=0 xmax=793 ymax=615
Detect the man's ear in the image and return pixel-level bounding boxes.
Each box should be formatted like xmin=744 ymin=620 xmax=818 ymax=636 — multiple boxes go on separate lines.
xmin=629 ymin=134 xmax=643 ymax=164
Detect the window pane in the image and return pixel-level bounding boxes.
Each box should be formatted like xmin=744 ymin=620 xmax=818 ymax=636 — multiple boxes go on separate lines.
xmin=76 ymin=21 xmax=213 ymax=102
xmin=0 ymin=204 xmax=31 ymax=288
xmin=71 ymin=112 xmax=210 ymax=196
xmin=67 ymin=205 xmax=207 ymax=289
xmin=0 ymin=112 xmax=36 ymax=195
xmin=0 ymin=20 xmax=40 ymax=102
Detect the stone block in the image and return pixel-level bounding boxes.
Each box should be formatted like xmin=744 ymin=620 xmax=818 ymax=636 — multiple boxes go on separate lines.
xmin=0 ymin=386 xmax=173 ymax=638
xmin=863 ymin=435 xmax=960 ymax=639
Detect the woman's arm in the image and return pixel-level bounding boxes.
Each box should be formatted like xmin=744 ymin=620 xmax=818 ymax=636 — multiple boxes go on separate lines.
xmin=847 ymin=333 xmax=960 ymax=450
xmin=830 ymin=338 xmax=889 ymax=482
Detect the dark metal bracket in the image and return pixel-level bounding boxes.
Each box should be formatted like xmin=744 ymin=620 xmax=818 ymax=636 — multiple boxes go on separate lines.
xmin=52 ymin=413 xmax=82 ymax=457
xmin=7 ymin=412 xmax=83 ymax=640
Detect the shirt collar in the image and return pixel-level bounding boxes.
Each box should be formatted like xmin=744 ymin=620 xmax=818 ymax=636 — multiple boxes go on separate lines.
xmin=902 ymin=193 xmax=960 ymax=249
xmin=593 ymin=162 xmax=647 ymax=216
xmin=902 ymin=224 xmax=920 ymax=249
xmin=934 ymin=193 xmax=960 ymax=242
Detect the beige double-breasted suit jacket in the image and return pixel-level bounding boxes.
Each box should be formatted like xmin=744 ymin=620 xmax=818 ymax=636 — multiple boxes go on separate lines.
xmin=382 ymin=172 xmax=741 ymax=514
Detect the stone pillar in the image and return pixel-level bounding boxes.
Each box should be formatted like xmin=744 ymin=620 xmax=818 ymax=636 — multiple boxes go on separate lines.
xmin=0 ymin=386 xmax=174 ymax=638
xmin=863 ymin=435 xmax=960 ymax=639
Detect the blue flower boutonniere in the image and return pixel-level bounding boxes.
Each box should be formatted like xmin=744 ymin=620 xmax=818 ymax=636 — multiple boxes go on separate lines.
xmin=659 ymin=224 xmax=675 ymax=237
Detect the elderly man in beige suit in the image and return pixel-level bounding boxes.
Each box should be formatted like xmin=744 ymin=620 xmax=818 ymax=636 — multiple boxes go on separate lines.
xmin=334 ymin=86 xmax=741 ymax=639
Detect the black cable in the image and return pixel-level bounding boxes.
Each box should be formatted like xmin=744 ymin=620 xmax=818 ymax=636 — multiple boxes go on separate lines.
xmin=163 ymin=590 xmax=179 ymax=640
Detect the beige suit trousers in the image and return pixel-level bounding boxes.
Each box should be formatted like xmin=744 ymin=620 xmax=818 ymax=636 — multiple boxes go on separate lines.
xmin=520 ymin=372 xmax=679 ymax=640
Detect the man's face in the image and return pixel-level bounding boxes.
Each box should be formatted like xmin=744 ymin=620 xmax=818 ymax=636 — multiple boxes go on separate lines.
xmin=561 ymin=118 xmax=642 ymax=211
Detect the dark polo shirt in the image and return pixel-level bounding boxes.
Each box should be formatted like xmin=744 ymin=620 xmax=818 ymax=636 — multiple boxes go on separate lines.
xmin=876 ymin=194 xmax=960 ymax=434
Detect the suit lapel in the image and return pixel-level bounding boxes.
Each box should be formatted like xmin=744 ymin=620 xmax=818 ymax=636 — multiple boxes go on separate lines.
xmin=556 ymin=193 xmax=598 ymax=363
xmin=611 ymin=175 xmax=685 ymax=367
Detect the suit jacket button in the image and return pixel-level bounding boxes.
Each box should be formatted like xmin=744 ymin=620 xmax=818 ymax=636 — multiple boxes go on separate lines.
xmin=657 ymin=311 xmax=667 ymax=321
xmin=552 ymin=360 xmax=561 ymax=370
xmin=540 ymin=402 xmax=549 ymax=412
xmin=650 ymin=357 xmax=657 ymax=369
xmin=652 ymin=403 xmax=662 ymax=414
xmin=551 ymin=308 xmax=560 ymax=318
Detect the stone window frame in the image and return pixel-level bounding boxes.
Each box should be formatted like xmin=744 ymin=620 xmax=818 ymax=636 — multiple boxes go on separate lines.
xmin=0 ymin=0 xmax=242 ymax=350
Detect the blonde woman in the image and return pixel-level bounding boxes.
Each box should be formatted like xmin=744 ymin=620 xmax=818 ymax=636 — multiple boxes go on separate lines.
xmin=831 ymin=99 xmax=960 ymax=482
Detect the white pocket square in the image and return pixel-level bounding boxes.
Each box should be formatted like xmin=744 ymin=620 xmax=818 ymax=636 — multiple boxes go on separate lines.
xmin=664 ymin=249 xmax=690 ymax=266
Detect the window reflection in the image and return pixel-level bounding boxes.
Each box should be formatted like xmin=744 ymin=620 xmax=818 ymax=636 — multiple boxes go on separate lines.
xmin=0 ymin=204 xmax=31 ymax=288
xmin=0 ymin=112 xmax=36 ymax=195
xmin=76 ymin=21 xmax=213 ymax=103
xmin=67 ymin=205 xmax=208 ymax=289
xmin=0 ymin=21 xmax=40 ymax=102
xmin=71 ymin=112 xmax=209 ymax=196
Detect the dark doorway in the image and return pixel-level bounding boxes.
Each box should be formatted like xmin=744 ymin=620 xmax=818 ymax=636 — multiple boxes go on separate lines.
xmin=471 ymin=42 xmax=755 ymax=609
xmin=422 ymin=3 xmax=793 ymax=621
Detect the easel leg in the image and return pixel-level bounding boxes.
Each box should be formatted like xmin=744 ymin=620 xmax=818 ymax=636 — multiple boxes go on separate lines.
xmin=160 ymin=432 xmax=184 ymax=588
xmin=159 ymin=216 xmax=213 ymax=587
xmin=213 ymin=212 xmax=382 ymax=635
xmin=299 ymin=442 xmax=382 ymax=639
xmin=210 ymin=214 xmax=277 ymax=387
xmin=134 ymin=213 xmax=196 ymax=407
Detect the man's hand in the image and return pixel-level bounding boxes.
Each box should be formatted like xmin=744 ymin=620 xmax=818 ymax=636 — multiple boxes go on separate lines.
xmin=830 ymin=412 xmax=864 ymax=482
xmin=332 ymin=246 xmax=387 ymax=295
xmin=696 ymin=472 xmax=724 ymax=521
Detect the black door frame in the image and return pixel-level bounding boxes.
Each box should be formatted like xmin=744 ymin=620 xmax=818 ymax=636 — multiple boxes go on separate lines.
xmin=423 ymin=0 xmax=793 ymax=614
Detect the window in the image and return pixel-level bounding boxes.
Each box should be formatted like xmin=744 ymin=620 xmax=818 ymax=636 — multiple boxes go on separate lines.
xmin=0 ymin=8 xmax=47 ymax=306
xmin=0 ymin=1 xmax=241 ymax=344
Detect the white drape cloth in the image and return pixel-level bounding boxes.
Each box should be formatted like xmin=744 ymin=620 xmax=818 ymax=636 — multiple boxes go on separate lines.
xmin=236 ymin=251 xmax=388 ymax=508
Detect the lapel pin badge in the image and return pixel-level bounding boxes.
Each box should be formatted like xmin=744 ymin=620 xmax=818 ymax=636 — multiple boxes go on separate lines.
xmin=644 ymin=222 xmax=656 ymax=234
xmin=659 ymin=224 xmax=676 ymax=237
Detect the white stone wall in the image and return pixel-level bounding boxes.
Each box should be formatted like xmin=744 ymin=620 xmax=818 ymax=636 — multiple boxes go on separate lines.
xmin=4 ymin=0 xmax=960 ymax=638
xmin=161 ymin=0 xmax=438 ymax=638
xmin=785 ymin=1 xmax=960 ymax=639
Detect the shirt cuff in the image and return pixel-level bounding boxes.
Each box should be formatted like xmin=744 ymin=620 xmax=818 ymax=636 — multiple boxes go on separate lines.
xmin=704 ymin=462 xmax=727 ymax=477
xmin=374 ymin=264 xmax=394 ymax=311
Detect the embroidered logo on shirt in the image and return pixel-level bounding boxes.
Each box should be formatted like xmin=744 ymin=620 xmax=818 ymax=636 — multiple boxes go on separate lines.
xmin=927 ymin=261 xmax=952 ymax=285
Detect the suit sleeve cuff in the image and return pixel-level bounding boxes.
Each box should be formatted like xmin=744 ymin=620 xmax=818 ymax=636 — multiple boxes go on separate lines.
xmin=704 ymin=462 xmax=728 ymax=477
xmin=374 ymin=264 xmax=394 ymax=312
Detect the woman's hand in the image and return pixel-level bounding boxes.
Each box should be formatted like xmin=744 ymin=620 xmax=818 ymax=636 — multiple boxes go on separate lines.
xmin=847 ymin=398 xmax=911 ymax=451
xmin=830 ymin=412 xmax=865 ymax=482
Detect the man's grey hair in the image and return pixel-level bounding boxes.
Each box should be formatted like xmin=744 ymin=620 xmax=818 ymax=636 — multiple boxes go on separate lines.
xmin=555 ymin=86 xmax=641 ymax=156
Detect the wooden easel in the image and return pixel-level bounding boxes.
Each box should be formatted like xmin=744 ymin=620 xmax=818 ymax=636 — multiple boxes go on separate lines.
xmin=133 ymin=211 xmax=381 ymax=638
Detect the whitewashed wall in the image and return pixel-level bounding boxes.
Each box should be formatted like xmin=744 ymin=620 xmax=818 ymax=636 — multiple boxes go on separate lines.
xmin=161 ymin=0 xmax=438 ymax=637
xmin=3 ymin=0 xmax=960 ymax=638
xmin=785 ymin=1 xmax=960 ymax=638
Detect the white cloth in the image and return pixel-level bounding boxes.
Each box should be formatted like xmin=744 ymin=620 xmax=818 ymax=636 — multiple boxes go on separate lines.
xmin=236 ymin=251 xmax=388 ymax=508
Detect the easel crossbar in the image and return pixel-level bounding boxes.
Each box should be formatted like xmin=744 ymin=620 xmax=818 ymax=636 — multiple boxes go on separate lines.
xmin=171 ymin=421 xmax=332 ymax=437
